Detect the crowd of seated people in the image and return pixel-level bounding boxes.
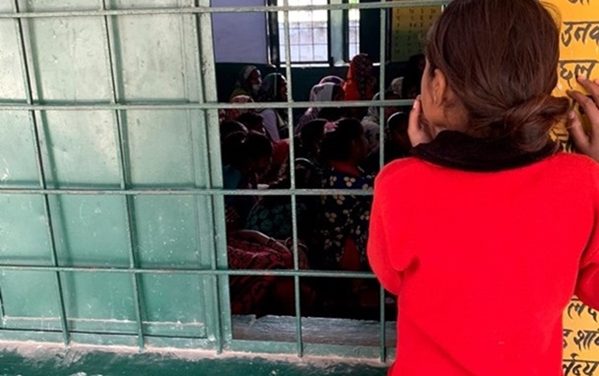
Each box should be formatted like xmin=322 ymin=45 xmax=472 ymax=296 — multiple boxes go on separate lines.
xmin=221 ymin=54 xmax=421 ymax=319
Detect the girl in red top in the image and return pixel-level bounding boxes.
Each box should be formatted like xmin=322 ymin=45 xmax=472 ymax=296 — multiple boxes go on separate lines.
xmin=367 ymin=1 xmax=599 ymax=375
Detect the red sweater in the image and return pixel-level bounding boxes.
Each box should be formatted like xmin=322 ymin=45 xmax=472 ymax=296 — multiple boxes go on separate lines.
xmin=368 ymin=153 xmax=599 ymax=376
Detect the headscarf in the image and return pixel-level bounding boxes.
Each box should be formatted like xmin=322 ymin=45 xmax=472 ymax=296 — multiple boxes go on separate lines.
xmin=390 ymin=77 xmax=404 ymax=97
xmin=343 ymin=54 xmax=376 ymax=101
xmin=309 ymin=82 xmax=338 ymax=103
xmin=230 ymin=65 xmax=260 ymax=100
xmin=319 ymin=75 xmax=345 ymax=86
xmin=257 ymin=73 xmax=288 ymax=140
xmin=364 ymin=92 xmax=382 ymax=125
xmin=361 ymin=90 xmax=401 ymax=155
xmin=297 ymin=82 xmax=342 ymax=133
xmin=257 ymin=73 xmax=286 ymax=103
xmin=361 ymin=93 xmax=381 ymax=155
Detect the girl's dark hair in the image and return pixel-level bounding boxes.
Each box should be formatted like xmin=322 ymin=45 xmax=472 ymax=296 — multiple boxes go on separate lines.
xmin=236 ymin=112 xmax=263 ymax=131
xmin=244 ymin=131 xmax=273 ymax=161
xmin=388 ymin=111 xmax=409 ymax=133
xmin=300 ymin=119 xmax=326 ymax=148
xmin=320 ymin=118 xmax=363 ymax=162
xmin=220 ymin=120 xmax=247 ymax=140
xmin=425 ymin=0 xmax=569 ymax=152
xmin=221 ymin=131 xmax=247 ymax=166
xmin=222 ymin=131 xmax=272 ymax=167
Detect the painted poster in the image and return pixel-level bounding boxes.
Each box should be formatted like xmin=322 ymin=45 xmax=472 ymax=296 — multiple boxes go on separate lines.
xmin=390 ymin=4 xmax=441 ymax=62
xmin=548 ymin=0 xmax=599 ymax=151
xmin=545 ymin=1 xmax=599 ymax=374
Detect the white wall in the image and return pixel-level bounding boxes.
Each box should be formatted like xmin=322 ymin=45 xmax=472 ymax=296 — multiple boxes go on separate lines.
xmin=212 ymin=0 xmax=269 ymax=63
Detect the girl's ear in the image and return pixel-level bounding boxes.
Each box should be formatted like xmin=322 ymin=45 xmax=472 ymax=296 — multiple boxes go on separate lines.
xmin=431 ymin=68 xmax=448 ymax=105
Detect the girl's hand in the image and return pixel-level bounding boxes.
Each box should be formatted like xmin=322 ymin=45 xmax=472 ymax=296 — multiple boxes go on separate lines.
xmin=567 ymin=77 xmax=599 ymax=162
xmin=408 ymin=96 xmax=436 ymax=147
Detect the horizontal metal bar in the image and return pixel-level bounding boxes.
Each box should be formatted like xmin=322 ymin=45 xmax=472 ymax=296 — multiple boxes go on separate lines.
xmin=0 ymin=1 xmax=448 ymax=19
xmin=0 ymin=188 xmax=373 ymax=196
xmin=0 ymin=99 xmax=414 ymax=111
xmin=0 ymin=263 xmax=375 ymax=279
xmin=0 ymin=326 xmax=210 ymax=340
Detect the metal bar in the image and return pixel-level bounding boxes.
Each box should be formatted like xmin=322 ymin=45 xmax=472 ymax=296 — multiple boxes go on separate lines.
xmin=193 ymin=0 xmax=224 ymax=354
xmin=12 ymin=0 xmax=70 ymax=345
xmin=0 ymin=1 xmax=450 ymax=19
xmin=378 ymin=8 xmax=387 ymax=171
xmin=0 ymin=264 xmax=376 ymax=278
xmin=0 ymin=99 xmax=416 ymax=111
xmin=281 ymin=0 xmax=303 ymax=358
xmin=379 ymin=286 xmax=387 ymax=362
xmin=377 ymin=6 xmax=388 ymax=364
xmin=100 ymin=0 xmax=146 ymax=350
xmin=0 ymin=188 xmax=374 ymax=196
xmin=0 ymin=286 xmax=5 ymax=325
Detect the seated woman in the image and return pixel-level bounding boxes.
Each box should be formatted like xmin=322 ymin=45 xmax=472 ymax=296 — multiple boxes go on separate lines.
xmin=246 ymin=120 xmax=326 ymax=249
xmin=295 ymin=119 xmax=326 ymax=189
xmin=228 ymin=230 xmax=313 ymax=316
xmin=229 ymin=65 xmax=262 ymax=101
xmin=222 ymin=131 xmax=273 ymax=230
xmin=316 ymin=118 xmax=373 ymax=271
xmin=297 ymin=81 xmax=344 ymax=134
xmin=362 ymin=110 xmax=412 ymax=175
xmin=361 ymin=89 xmax=402 ymax=157
xmin=256 ymin=73 xmax=288 ymax=141
xmin=343 ymin=54 xmax=377 ymax=119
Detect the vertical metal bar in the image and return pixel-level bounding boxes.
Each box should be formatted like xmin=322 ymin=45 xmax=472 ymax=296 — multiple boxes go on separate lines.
xmin=100 ymin=0 xmax=146 ymax=350
xmin=12 ymin=0 xmax=70 ymax=346
xmin=378 ymin=285 xmax=387 ymax=362
xmin=267 ymin=0 xmax=281 ymax=67
xmin=0 ymin=287 xmax=6 ymax=324
xmin=282 ymin=0 xmax=303 ymax=358
xmin=194 ymin=0 xmax=224 ymax=353
xmin=329 ymin=0 xmax=343 ymax=64
xmin=186 ymin=0 xmax=222 ymax=351
xmin=377 ymin=11 xmax=387 ymax=178
xmin=342 ymin=0 xmax=350 ymax=61
xmin=377 ymin=5 xmax=387 ymax=363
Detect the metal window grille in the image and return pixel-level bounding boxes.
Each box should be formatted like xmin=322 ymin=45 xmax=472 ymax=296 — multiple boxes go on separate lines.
xmin=0 ymin=0 xmax=447 ymax=363
xmin=278 ymin=0 xmax=329 ymax=63
xmin=348 ymin=0 xmax=360 ymax=58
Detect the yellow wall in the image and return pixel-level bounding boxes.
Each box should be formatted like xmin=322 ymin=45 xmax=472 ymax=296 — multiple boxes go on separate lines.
xmin=546 ymin=1 xmax=599 ymax=373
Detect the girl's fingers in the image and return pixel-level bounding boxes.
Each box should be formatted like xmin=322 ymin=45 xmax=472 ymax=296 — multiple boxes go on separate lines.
xmin=578 ymin=76 xmax=599 ymax=107
xmin=408 ymin=96 xmax=432 ymax=147
xmin=566 ymin=110 xmax=591 ymax=154
xmin=568 ymin=89 xmax=599 ymax=125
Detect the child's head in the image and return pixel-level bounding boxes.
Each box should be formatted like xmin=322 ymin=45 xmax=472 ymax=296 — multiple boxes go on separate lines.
xmin=422 ymin=0 xmax=569 ymax=152
xmin=387 ymin=111 xmax=411 ymax=154
xmin=237 ymin=112 xmax=266 ymax=135
xmin=300 ymin=119 xmax=327 ymax=155
xmin=243 ymin=131 xmax=273 ymax=177
xmin=221 ymin=130 xmax=247 ymax=166
xmin=320 ymin=118 xmax=367 ymax=165
xmin=220 ymin=120 xmax=247 ymax=140
xmin=223 ymin=131 xmax=273 ymax=178
xmin=258 ymin=73 xmax=287 ymax=102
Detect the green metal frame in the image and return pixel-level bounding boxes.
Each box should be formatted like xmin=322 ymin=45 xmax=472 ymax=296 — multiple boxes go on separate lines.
xmin=0 ymin=0 xmax=447 ymax=364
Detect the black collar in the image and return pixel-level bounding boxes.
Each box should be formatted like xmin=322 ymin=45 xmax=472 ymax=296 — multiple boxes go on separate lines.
xmin=410 ymin=130 xmax=558 ymax=172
